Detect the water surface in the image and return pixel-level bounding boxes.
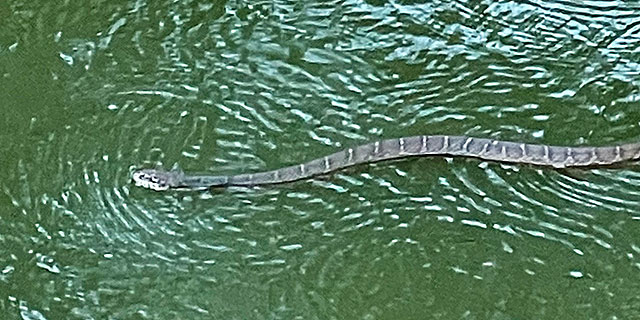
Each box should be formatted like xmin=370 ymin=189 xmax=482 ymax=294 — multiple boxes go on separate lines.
xmin=2 ymin=0 xmax=640 ymax=319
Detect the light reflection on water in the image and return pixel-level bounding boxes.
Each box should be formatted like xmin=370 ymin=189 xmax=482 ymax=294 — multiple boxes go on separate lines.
xmin=1 ymin=0 xmax=640 ymax=318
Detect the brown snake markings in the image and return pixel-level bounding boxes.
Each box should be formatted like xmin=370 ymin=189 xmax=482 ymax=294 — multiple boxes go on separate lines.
xmin=132 ymin=135 xmax=640 ymax=191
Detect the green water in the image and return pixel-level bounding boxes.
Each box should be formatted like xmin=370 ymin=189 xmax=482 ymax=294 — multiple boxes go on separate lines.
xmin=2 ymin=0 xmax=640 ymax=319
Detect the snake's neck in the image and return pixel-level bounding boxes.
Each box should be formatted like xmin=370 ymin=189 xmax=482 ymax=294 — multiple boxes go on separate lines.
xmin=179 ymin=175 xmax=230 ymax=188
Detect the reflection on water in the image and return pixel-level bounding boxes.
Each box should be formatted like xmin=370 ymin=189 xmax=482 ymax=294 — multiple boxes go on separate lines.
xmin=1 ymin=0 xmax=640 ymax=318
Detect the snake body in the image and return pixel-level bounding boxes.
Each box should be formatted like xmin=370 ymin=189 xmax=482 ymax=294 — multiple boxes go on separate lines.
xmin=132 ymin=135 xmax=640 ymax=191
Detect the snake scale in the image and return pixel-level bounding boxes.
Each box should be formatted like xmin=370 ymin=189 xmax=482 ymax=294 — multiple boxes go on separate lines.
xmin=132 ymin=135 xmax=640 ymax=191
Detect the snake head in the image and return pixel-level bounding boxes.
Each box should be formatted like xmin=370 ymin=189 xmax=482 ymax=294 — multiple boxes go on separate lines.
xmin=132 ymin=168 xmax=182 ymax=191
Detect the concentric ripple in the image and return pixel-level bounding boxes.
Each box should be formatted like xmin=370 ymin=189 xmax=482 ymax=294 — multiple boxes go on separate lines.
xmin=1 ymin=0 xmax=640 ymax=318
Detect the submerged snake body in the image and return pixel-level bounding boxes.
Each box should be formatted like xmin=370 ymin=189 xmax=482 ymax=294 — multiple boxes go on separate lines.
xmin=132 ymin=135 xmax=640 ymax=191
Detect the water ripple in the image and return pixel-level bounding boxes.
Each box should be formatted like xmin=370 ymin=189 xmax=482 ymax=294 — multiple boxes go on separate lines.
xmin=2 ymin=0 xmax=640 ymax=318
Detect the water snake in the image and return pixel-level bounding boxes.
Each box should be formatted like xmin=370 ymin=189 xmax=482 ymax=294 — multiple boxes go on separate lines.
xmin=132 ymin=135 xmax=640 ymax=191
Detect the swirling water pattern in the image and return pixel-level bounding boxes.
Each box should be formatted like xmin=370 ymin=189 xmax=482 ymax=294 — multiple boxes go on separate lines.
xmin=1 ymin=0 xmax=640 ymax=318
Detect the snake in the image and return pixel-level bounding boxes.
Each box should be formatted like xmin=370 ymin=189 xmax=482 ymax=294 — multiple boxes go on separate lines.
xmin=132 ymin=135 xmax=640 ymax=191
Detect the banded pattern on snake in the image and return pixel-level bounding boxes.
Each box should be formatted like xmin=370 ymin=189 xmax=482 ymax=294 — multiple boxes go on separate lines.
xmin=132 ymin=135 xmax=640 ymax=191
